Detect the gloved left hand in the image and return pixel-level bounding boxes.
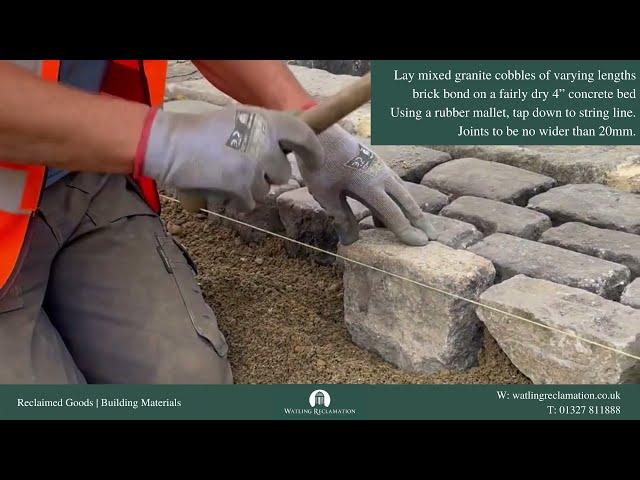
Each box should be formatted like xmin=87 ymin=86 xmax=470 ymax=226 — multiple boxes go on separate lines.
xmin=295 ymin=124 xmax=436 ymax=246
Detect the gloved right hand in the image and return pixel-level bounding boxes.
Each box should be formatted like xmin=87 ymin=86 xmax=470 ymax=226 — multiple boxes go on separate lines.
xmin=295 ymin=125 xmax=436 ymax=246
xmin=135 ymin=105 xmax=323 ymax=211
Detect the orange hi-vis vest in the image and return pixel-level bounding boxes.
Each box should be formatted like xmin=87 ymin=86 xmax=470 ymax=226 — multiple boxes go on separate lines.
xmin=0 ymin=60 xmax=168 ymax=296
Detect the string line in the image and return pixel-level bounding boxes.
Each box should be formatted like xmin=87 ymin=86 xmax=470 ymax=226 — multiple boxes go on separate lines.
xmin=160 ymin=193 xmax=640 ymax=363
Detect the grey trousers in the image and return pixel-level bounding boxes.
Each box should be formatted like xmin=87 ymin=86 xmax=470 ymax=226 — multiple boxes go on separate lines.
xmin=0 ymin=172 xmax=233 ymax=384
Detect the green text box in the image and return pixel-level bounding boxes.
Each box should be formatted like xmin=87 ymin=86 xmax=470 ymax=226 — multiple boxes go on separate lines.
xmin=371 ymin=60 xmax=640 ymax=145
xmin=0 ymin=385 xmax=637 ymax=420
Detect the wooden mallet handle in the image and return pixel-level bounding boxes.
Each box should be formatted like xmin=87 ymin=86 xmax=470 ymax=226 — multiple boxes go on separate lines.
xmin=179 ymin=72 xmax=372 ymax=212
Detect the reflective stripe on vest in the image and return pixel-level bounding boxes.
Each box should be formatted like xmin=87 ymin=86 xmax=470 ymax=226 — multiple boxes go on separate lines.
xmin=0 ymin=162 xmax=47 ymax=215
xmin=0 ymin=60 xmax=167 ymax=294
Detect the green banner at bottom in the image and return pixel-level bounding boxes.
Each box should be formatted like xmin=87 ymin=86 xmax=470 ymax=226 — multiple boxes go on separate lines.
xmin=0 ymin=385 xmax=635 ymax=420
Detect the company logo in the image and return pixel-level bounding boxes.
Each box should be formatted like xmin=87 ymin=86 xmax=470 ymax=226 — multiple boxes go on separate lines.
xmin=226 ymin=110 xmax=256 ymax=152
xmin=309 ymin=389 xmax=331 ymax=407
xmin=283 ymin=389 xmax=357 ymax=417
xmin=344 ymin=145 xmax=376 ymax=171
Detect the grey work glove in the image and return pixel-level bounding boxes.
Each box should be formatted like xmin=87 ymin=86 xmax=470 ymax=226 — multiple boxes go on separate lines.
xmin=140 ymin=105 xmax=323 ymax=211
xmin=296 ymin=125 xmax=436 ymax=246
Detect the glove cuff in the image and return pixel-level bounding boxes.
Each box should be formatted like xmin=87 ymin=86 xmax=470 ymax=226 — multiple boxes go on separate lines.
xmin=133 ymin=106 xmax=161 ymax=180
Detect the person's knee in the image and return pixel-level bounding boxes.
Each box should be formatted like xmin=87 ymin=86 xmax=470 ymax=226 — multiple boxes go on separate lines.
xmin=152 ymin=342 xmax=234 ymax=384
